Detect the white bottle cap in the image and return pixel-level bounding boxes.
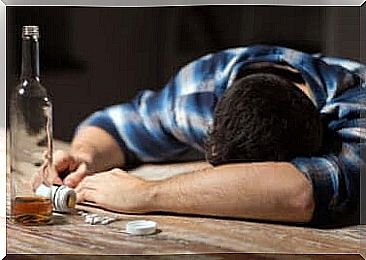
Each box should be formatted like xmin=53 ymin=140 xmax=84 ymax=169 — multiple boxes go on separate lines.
xmin=35 ymin=183 xmax=52 ymax=198
xmin=35 ymin=184 xmax=76 ymax=213
xmin=126 ymin=220 xmax=157 ymax=235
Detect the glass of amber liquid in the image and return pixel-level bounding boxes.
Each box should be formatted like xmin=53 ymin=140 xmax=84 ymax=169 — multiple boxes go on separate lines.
xmin=11 ymin=197 xmax=52 ymax=225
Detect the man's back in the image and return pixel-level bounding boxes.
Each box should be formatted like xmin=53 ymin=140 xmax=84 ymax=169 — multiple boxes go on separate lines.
xmin=75 ymin=45 xmax=365 ymax=224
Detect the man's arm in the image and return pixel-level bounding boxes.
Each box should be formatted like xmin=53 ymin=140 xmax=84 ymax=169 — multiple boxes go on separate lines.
xmin=76 ymin=162 xmax=315 ymax=223
xmin=70 ymin=126 xmax=125 ymax=172
xmin=48 ymin=126 xmax=126 ymax=188
xmin=150 ymin=162 xmax=314 ymax=222
xmin=46 ymin=49 xmax=229 ymax=186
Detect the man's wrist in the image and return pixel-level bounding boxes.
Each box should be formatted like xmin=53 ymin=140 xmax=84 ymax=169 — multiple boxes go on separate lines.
xmin=142 ymin=180 xmax=161 ymax=212
xmin=70 ymin=141 xmax=99 ymax=171
xmin=71 ymin=126 xmax=126 ymax=172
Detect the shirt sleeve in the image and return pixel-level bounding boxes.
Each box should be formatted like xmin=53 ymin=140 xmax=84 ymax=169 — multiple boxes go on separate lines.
xmin=292 ymin=59 xmax=366 ymax=225
xmin=77 ymin=88 xmax=199 ymax=166
xmin=77 ymin=48 xmax=254 ymax=165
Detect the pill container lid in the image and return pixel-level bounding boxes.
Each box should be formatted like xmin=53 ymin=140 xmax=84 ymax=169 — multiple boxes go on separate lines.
xmin=126 ymin=220 xmax=157 ymax=235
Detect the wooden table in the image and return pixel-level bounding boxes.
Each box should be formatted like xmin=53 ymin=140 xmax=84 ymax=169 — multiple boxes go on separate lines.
xmin=6 ymin=137 xmax=366 ymax=258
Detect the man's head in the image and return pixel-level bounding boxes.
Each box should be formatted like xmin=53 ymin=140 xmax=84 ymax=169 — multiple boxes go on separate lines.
xmin=206 ymin=72 xmax=323 ymax=166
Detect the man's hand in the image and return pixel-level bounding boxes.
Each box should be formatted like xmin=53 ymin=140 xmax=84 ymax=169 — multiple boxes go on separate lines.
xmin=52 ymin=150 xmax=96 ymax=188
xmin=32 ymin=150 xmax=95 ymax=190
xmin=32 ymin=126 xmax=126 ymax=189
xmin=75 ymin=169 xmax=154 ymax=213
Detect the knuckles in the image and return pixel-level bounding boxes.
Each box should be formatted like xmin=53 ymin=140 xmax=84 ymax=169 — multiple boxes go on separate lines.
xmin=109 ymin=168 xmax=124 ymax=175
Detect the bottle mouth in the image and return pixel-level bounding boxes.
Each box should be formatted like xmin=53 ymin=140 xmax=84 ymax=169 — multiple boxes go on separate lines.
xmin=22 ymin=26 xmax=40 ymax=39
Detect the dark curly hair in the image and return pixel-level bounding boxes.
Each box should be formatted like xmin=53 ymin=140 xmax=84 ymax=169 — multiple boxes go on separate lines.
xmin=206 ymin=72 xmax=323 ymax=166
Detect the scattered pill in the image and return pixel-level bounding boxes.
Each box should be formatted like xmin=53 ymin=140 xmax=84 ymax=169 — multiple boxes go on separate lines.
xmin=80 ymin=212 xmax=117 ymax=225
xmin=100 ymin=219 xmax=110 ymax=225
xmin=93 ymin=217 xmax=103 ymax=224
xmin=100 ymin=217 xmax=116 ymax=225
xmin=85 ymin=218 xmax=93 ymax=224
xmin=85 ymin=218 xmax=94 ymax=223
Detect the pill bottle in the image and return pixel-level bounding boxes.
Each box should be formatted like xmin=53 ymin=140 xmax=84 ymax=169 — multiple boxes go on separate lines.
xmin=35 ymin=184 xmax=76 ymax=213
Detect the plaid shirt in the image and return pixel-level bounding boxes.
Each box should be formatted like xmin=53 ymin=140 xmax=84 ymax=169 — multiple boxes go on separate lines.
xmin=80 ymin=45 xmax=366 ymax=224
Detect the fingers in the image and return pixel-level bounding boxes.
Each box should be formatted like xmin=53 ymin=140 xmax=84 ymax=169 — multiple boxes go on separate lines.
xmin=46 ymin=165 xmax=63 ymax=186
xmin=33 ymin=149 xmax=95 ymax=190
xmin=32 ymin=163 xmax=63 ymax=191
xmin=63 ymin=163 xmax=90 ymax=188
xmin=53 ymin=150 xmax=83 ymax=183
xmin=75 ymin=175 xmax=98 ymax=203
xmin=53 ymin=150 xmax=77 ymax=173
xmin=31 ymin=163 xmax=46 ymax=191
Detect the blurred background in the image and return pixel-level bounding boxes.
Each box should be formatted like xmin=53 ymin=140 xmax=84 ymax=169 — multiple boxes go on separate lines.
xmin=6 ymin=6 xmax=364 ymax=142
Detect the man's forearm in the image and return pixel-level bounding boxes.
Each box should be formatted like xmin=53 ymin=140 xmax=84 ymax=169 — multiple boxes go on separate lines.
xmin=148 ymin=162 xmax=315 ymax=223
xmin=71 ymin=126 xmax=125 ymax=172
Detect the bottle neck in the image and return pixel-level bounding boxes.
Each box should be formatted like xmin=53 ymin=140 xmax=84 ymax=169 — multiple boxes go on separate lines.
xmin=20 ymin=36 xmax=40 ymax=81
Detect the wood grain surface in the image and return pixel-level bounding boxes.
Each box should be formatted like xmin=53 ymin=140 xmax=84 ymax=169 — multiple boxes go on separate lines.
xmin=5 ymin=136 xmax=365 ymax=255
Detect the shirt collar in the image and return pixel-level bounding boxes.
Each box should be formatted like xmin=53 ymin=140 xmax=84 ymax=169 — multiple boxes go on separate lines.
xmin=235 ymin=61 xmax=318 ymax=108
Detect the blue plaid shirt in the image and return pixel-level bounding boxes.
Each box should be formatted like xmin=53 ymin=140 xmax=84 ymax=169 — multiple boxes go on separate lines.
xmin=80 ymin=45 xmax=366 ymax=224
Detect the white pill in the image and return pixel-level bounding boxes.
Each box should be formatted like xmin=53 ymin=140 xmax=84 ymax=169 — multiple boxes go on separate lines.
xmin=101 ymin=217 xmax=110 ymax=222
xmin=85 ymin=217 xmax=94 ymax=223
xmin=100 ymin=219 xmax=111 ymax=225
xmin=92 ymin=217 xmax=103 ymax=224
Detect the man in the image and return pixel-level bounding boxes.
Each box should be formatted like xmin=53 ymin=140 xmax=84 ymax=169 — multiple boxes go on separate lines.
xmin=36 ymin=45 xmax=365 ymax=225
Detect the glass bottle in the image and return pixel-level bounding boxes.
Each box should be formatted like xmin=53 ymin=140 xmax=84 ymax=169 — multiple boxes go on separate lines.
xmin=9 ymin=25 xmax=53 ymax=225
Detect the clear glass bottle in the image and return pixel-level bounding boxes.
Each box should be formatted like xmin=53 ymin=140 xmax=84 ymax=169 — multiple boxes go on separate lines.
xmin=9 ymin=25 xmax=53 ymax=225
